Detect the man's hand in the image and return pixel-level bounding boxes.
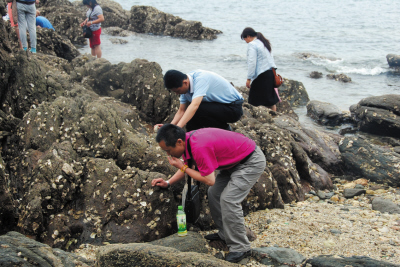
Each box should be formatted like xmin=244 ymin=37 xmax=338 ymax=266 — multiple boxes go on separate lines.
xmin=151 ymin=178 xmax=168 ymax=188
xmin=168 ymin=156 xmax=184 ymax=170
xmin=154 ymin=124 xmax=163 ymax=132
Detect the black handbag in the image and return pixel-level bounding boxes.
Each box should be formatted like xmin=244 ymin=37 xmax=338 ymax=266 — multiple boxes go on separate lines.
xmin=82 ymin=8 xmax=94 ymax=38
xmin=185 ymin=175 xmax=200 ymax=224
xmin=82 ymin=25 xmax=92 ymax=38
xmin=184 ymin=131 xmax=201 ymax=224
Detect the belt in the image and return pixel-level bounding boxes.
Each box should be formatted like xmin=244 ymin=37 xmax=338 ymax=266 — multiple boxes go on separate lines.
xmin=16 ymin=1 xmax=35 ymax=4
xmin=239 ymin=146 xmax=256 ymax=164
xmin=230 ymin=99 xmax=244 ymax=105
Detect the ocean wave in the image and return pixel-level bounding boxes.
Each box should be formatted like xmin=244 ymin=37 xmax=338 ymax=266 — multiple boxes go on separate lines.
xmin=310 ymin=57 xmax=344 ymax=66
xmin=337 ymin=66 xmax=387 ymax=75
xmin=222 ymin=55 xmax=244 ymax=62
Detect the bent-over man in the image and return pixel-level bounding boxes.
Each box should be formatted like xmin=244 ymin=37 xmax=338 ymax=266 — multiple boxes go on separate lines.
xmin=151 ymin=124 xmax=266 ymax=263
xmin=156 ymin=69 xmax=244 ymax=131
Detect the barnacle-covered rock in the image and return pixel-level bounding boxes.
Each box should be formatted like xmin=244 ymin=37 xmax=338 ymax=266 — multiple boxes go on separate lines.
xmin=350 ymin=94 xmax=400 ymax=138
xmin=339 ymin=136 xmax=400 ymax=187
xmin=129 ymin=5 xmax=222 ymax=40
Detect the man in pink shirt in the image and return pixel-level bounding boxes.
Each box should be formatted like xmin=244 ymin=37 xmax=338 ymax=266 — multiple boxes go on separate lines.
xmin=152 ymin=124 xmax=266 ymax=263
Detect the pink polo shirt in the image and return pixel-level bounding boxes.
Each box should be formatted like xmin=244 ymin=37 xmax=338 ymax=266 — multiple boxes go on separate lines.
xmin=183 ymin=128 xmax=256 ymax=176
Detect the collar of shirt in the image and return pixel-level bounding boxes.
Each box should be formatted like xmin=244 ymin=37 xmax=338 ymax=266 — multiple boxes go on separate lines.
xmin=187 ymin=73 xmax=194 ymax=94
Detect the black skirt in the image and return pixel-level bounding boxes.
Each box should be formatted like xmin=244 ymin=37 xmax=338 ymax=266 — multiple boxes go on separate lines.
xmin=248 ymin=69 xmax=280 ymax=107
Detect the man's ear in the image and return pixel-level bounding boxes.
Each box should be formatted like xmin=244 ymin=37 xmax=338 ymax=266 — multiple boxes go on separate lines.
xmin=176 ymin=138 xmax=184 ymax=147
xmin=182 ymin=79 xmax=190 ymax=90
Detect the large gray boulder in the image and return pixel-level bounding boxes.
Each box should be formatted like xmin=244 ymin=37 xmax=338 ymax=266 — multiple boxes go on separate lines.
xmin=0 ymin=231 xmax=94 ymax=267
xmin=0 ymin=51 xmax=71 ymax=118
xmin=96 ymin=242 xmax=234 ymax=267
xmin=40 ymin=4 xmax=86 ymax=45
xmin=339 ymin=136 xmax=400 ymax=187
xmin=70 ymin=55 xmax=179 ymax=125
xmin=387 ymin=54 xmax=400 ymax=68
xmin=6 ymin=89 xmax=178 ymax=249
xmin=8 ymin=27 xmax=80 ymax=61
xmin=129 ymin=5 xmax=222 ymax=40
xmin=350 ymin=94 xmax=400 ymax=138
xmin=278 ymin=79 xmax=310 ymax=107
xmin=307 ymin=100 xmax=351 ymax=126
xmin=274 ymin=115 xmax=345 ymax=177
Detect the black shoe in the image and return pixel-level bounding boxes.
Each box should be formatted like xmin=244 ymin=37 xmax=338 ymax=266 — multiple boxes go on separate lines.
xmin=204 ymin=232 xmax=223 ymax=241
xmin=225 ymin=250 xmax=251 ymax=263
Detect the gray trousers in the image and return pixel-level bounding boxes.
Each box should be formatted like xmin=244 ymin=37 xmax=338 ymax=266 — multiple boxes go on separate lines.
xmin=17 ymin=2 xmax=36 ymax=49
xmin=208 ymin=146 xmax=266 ymax=252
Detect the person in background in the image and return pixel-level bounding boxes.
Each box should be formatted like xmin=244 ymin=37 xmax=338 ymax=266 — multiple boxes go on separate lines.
xmin=16 ymin=0 xmax=39 ymax=53
xmin=80 ymin=0 xmax=104 ymax=58
xmin=241 ymin=27 xmax=279 ymax=111
xmin=151 ymin=124 xmax=266 ymax=263
xmin=35 ymin=10 xmax=55 ymax=30
xmin=7 ymin=0 xmax=23 ymax=49
xmin=155 ymin=69 xmax=244 ymax=132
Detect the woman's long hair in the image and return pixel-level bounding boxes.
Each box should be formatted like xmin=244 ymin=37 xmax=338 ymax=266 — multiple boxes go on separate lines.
xmin=241 ymin=27 xmax=272 ymax=52
xmin=83 ymin=0 xmax=98 ymax=8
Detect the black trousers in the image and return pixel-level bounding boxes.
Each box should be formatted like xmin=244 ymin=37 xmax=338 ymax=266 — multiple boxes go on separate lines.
xmin=186 ymin=101 xmax=243 ymax=131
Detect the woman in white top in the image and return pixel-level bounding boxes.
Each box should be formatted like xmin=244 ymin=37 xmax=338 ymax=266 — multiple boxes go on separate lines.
xmin=241 ymin=27 xmax=279 ymax=111
xmin=80 ymin=0 xmax=104 ymax=58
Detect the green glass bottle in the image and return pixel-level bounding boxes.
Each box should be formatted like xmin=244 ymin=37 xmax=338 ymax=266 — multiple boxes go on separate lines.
xmin=176 ymin=205 xmax=187 ymax=236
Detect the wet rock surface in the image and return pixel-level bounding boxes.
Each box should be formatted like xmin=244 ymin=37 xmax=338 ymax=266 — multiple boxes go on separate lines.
xmin=252 ymin=247 xmax=306 ymax=266
xmin=339 ymin=136 xmax=400 ymax=187
xmin=309 ymin=71 xmax=323 ymax=78
xmin=350 ymin=94 xmax=400 ymax=138
xmin=0 ymin=231 xmax=94 ymax=267
xmin=326 ymin=73 xmax=352 ymax=82
xmin=96 ymin=242 xmax=234 ymax=267
xmin=278 ymin=79 xmax=310 ymax=107
xmin=387 ymin=54 xmax=400 ymax=68
xmin=40 ymin=2 xmax=87 ymax=45
xmin=109 ymin=38 xmax=128 ymax=44
xmin=307 ymin=100 xmax=351 ymax=126
xmin=129 ymin=5 xmax=222 ymax=40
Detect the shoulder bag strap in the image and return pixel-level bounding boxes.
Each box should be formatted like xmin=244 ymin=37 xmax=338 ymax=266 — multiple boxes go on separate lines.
xmin=88 ymin=5 xmax=96 ymax=21
xmin=185 ymin=130 xmax=199 ymax=200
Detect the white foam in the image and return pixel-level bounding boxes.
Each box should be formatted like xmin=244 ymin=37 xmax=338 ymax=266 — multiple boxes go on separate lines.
xmin=309 ymin=57 xmax=344 ymax=67
xmin=337 ymin=66 xmax=387 ymax=75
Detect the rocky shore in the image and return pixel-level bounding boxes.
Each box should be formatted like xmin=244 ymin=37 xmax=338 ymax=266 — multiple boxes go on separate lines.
xmin=0 ymin=0 xmax=399 ymax=266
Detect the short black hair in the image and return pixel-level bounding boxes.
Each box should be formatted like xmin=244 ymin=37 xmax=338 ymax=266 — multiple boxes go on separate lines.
xmin=163 ymin=70 xmax=187 ymax=90
xmin=156 ymin=124 xmax=186 ymax=147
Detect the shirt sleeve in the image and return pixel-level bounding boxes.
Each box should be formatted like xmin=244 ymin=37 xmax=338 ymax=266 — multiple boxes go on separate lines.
xmin=247 ymin=43 xmax=257 ymax=80
xmin=36 ymin=18 xmax=43 ymax=27
xmin=93 ymin=6 xmax=103 ymax=17
xmin=179 ymin=94 xmax=188 ymax=104
xmin=192 ymin=75 xmax=209 ymax=100
xmin=194 ymin=145 xmax=219 ymax=176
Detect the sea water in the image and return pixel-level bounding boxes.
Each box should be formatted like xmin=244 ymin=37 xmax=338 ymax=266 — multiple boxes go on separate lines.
xmin=74 ymin=0 xmax=400 ymax=129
